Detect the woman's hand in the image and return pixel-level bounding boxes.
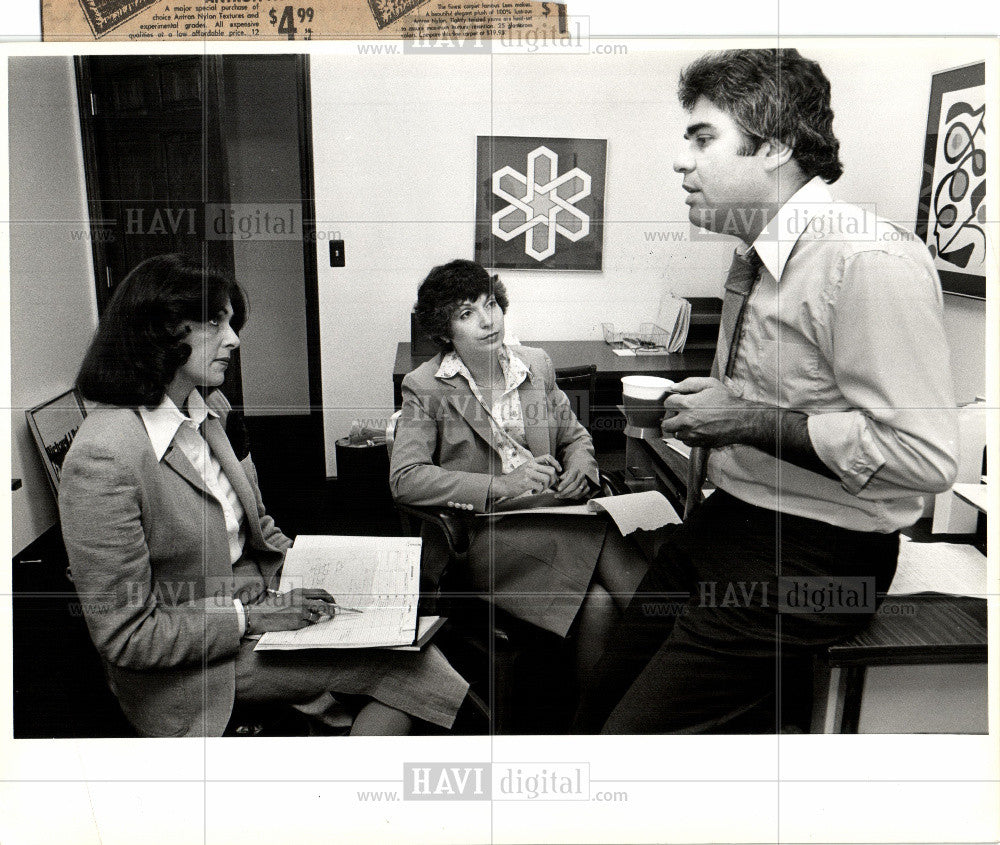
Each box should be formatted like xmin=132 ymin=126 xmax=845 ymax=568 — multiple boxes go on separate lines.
xmin=553 ymin=467 xmax=592 ymax=501
xmin=492 ymin=455 xmax=562 ymax=499
xmin=245 ymin=588 xmax=339 ymax=634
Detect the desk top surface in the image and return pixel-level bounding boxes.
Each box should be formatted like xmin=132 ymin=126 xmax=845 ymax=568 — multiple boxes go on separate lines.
xmin=394 ymin=340 xmax=715 ymax=379
xmin=953 ymin=482 xmax=988 ymax=513
xmin=621 ymin=430 xmax=988 ymax=667
xmin=826 ymin=594 xmax=986 ymax=666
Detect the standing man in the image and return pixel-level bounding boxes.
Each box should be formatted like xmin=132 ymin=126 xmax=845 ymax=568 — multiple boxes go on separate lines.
xmin=577 ymin=49 xmax=958 ymax=733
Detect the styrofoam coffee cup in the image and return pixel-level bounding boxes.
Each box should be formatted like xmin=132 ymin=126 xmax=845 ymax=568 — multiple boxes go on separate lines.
xmin=621 ymin=376 xmax=675 ymax=428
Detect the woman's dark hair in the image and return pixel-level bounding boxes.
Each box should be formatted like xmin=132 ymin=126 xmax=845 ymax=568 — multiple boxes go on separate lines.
xmin=414 ymin=259 xmax=509 ymax=352
xmin=678 ymin=48 xmax=844 ymax=183
xmin=76 ymin=253 xmax=247 ymax=406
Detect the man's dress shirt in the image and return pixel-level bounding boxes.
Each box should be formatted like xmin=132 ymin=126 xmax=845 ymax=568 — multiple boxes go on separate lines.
xmin=708 ymin=177 xmax=958 ymax=532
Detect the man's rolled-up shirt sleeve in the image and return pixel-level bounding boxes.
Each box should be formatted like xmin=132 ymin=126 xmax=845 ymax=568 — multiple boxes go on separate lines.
xmin=807 ymin=249 xmax=959 ymax=496
xmin=808 ymin=409 xmax=886 ymax=494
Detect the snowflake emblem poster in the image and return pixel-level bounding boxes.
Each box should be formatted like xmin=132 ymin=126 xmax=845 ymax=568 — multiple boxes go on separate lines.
xmin=475 ymin=136 xmax=607 ymax=271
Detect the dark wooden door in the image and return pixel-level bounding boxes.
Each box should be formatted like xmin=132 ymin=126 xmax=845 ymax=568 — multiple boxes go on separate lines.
xmin=76 ymin=55 xmax=243 ymax=406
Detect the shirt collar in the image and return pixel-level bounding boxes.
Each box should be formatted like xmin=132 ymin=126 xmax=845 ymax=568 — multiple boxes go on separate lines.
xmin=139 ymin=388 xmax=219 ymax=461
xmin=435 ymin=343 xmax=531 ymax=392
xmin=752 ymin=176 xmax=832 ymax=282
xmin=498 ymin=344 xmax=531 ymax=388
xmin=435 ymin=350 xmax=466 ymax=380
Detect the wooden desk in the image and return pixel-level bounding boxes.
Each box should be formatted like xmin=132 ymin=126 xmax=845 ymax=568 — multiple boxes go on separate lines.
xmin=614 ymin=427 xmax=989 ymax=734
xmin=393 ymin=341 xmax=715 ymax=448
xmin=618 ymin=424 xmax=694 ymax=512
xmin=813 ymin=593 xmax=987 ymax=733
xmin=393 ymin=341 xmax=715 ymax=401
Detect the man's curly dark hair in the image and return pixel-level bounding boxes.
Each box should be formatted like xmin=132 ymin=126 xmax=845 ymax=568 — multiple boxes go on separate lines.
xmin=76 ymin=253 xmax=247 ymax=407
xmin=414 ymin=259 xmax=509 ymax=352
xmin=678 ymin=48 xmax=844 ymax=183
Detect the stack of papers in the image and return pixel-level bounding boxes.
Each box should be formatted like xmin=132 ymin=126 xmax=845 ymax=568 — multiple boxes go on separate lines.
xmin=655 ymin=292 xmax=692 ymax=353
xmin=888 ymin=536 xmax=986 ymax=598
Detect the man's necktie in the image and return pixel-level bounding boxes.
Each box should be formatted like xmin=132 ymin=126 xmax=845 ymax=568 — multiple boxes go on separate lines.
xmin=683 ymin=247 xmax=764 ymax=518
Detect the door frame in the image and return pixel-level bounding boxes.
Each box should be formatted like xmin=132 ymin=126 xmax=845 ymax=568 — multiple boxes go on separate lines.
xmin=293 ymin=55 xmax=326 ymax=452
xmin=75 ymin=54 xmax=325 ymax=472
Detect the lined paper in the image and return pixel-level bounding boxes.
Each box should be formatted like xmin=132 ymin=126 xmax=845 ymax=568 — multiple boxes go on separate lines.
xmin=255 ymin=535 xmax=420 ymax=650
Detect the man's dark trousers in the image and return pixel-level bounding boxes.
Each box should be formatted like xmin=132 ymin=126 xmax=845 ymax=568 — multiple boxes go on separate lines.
xmin=575 ymin=489 xmax=899 ymax=734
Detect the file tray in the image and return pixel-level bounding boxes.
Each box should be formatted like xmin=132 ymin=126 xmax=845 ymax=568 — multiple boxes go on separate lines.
xmin=601 ymin=322 xmax=670 ymax=355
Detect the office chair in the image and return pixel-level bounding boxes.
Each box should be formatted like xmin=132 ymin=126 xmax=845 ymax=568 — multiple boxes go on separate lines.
xmin=386 ymin=407 xmax=621 ymax=734
xmin=553 ymin=364 xmax=597 ymax=430
xmin=385 ymin=411 xmax=536 ymax=732
xmin=555 ymin=362 xmax=637 ymax=497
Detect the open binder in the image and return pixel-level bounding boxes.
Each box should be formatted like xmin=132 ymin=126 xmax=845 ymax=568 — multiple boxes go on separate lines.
xmin=254 ymin=535 xmax=431 ymax=650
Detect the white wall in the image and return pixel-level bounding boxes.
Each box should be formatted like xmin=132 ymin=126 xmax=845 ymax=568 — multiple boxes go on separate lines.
xmin=8 ymin=56 xmax=99 ymax=554
xmin=814 ymin=42 xmax=988 ymax=404
xmin=7 ymin=46 xmax=989 ymax=494
xmin=311 ymin=41 xmax=989 ymax=473
xmin=222 ymin=57 xmax=311 ymax=416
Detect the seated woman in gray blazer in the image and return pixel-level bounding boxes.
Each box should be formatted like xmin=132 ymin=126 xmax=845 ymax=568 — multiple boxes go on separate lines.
xmin=59 ymin=254 xmax=468 ymax=737
xmin=389 ymin=259 xmax=647 ymax=678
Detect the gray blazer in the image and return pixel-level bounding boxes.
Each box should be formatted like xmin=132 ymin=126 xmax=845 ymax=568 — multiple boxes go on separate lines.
xmin=389 ymin=344 xmax=599 ymax=512
xmin=59 ymin=390 xmax=290 ymax=737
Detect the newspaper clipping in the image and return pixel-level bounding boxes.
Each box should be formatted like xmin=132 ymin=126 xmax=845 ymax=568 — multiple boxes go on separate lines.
xmin=40 ymin=0 xmax=569 ymax=41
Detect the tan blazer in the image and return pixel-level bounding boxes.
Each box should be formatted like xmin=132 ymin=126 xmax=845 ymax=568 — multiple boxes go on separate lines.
xmin=389 ymin=344 xmax=610 ymax=635
xmin=389 ymin=344 xmax=599 ymax=511
xmin=59 ymin=390 xmax=290 ymax=737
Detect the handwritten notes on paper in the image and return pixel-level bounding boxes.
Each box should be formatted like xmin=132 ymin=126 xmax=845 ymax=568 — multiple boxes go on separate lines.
xmin=254 ymin=535 xmax=421 ymax=650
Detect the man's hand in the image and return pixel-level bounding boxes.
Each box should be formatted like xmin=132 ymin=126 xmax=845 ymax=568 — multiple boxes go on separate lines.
xmin=492 ymin=454 xmax=562 ymax=499
xmin=660 ymin=377 xmax=839 ymax=480
xmin=553 ymin=466 xmax=592 ymax=500
xmin=245 ymin=587 xmax=339 ymax=634
xmin=660 ymin=377 xmax=765 ymax=447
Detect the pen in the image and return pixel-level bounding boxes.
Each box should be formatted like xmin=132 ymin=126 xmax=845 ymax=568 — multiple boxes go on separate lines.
xmin=333 ymin=604 xmax=364 ymax=614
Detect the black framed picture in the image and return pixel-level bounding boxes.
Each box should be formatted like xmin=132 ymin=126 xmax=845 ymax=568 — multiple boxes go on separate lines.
xmin=475 ymin=135 xmax=607 ymax=271
xmin=25 ymin=389 xmax=88 ymax=494
xmin=915 ymin=62 xmax=987 ymax=299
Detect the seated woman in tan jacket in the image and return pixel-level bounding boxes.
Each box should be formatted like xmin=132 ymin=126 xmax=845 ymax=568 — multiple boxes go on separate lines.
xmin=59 ymin=254 xmax=468 ymax=737
xmin=389 ymin=259 xmax=647 ymax=683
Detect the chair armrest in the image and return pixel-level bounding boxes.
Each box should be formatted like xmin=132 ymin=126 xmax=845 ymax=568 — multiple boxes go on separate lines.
xmin=395 ymin=502 xmax=471 ymax=561
xmin=598 ymin=471 xmax=627 ymax=497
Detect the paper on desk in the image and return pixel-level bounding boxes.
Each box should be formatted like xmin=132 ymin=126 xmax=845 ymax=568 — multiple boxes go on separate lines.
xmin=611 ymin=347 xmax=672 ymax=357
xmin=952 ymin=482 xmax=988 ymax=513
xmin=887 ymin=536 xmax=987 ymax=598
xmin=655 ymin=292 xmax=692 ymax=352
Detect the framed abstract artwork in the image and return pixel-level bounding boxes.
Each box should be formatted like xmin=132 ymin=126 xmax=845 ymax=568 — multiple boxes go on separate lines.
xmin=915 ymin=62 xmax=987 ymax=299
xmin=25 ymin=388 xmax=88 ymax=494
xmin=475 ymin=135 xmax=607 ymax=271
